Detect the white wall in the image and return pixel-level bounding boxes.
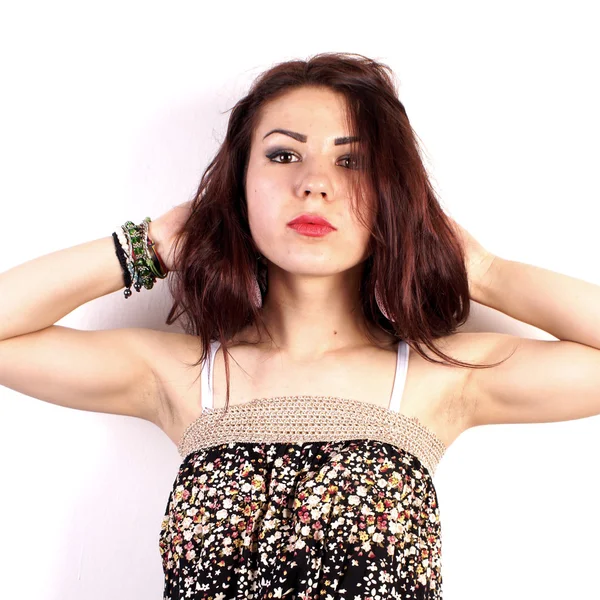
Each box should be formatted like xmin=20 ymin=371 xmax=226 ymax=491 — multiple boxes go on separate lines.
xmin=1 ymin=1 xmax=598 ymax=598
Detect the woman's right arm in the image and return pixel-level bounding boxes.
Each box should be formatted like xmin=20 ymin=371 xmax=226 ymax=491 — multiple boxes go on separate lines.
xmin=0 ymin=228 xmax=175 ymax=427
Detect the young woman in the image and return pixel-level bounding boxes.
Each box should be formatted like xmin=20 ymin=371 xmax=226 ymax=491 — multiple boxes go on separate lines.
xmin=2 ymin=52 xmax=600 ymax=600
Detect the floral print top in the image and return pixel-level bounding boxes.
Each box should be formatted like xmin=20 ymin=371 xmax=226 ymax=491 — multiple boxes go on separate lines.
xmin=159 ymin=341 xmax=447 ymax=600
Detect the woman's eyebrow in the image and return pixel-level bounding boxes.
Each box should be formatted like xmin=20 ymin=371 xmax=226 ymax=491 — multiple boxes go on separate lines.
xmin=262 ymin=128 xmax=360 ymax=146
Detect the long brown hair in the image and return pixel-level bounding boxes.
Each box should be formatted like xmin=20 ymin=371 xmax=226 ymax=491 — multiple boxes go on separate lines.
xmin=165 ymin=52 xmax=512 ymax=411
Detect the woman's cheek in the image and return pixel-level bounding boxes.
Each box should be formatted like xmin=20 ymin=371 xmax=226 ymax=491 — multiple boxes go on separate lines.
xmin=248 ymin=201 xmax=279 ymax=252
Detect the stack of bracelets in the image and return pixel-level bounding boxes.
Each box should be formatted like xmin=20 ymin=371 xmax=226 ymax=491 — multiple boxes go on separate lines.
xmin=111 ymin=217 xmax=169 ymax=299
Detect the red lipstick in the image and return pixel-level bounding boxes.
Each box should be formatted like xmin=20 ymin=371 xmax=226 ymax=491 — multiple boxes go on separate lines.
xmin=287 ymin=213 xmax=336 ymax=238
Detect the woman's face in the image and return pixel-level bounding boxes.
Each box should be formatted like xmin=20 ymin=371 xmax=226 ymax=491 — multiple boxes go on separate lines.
xmin=245 ymin=86 xmax=375 ymax=277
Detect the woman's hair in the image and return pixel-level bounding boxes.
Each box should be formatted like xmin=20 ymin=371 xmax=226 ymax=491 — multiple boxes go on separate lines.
xmin=165 ymin=51 xmax=513 ymax=411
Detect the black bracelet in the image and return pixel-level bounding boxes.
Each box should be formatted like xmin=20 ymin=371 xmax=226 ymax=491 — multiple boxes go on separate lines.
xmin=112 ymin=232 xmax=132 ymax=289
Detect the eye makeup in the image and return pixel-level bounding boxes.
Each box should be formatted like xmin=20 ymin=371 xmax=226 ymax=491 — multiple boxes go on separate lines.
xmin=265 ymin=149 xmax=364 ymax=170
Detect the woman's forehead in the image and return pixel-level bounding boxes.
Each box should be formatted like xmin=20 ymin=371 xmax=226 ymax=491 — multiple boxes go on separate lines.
xmin=254 ymin=88 xmax=355 ymax=137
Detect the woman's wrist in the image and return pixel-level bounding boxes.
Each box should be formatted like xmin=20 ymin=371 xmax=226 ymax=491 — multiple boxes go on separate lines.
xmin=147 ymin=220 xmax=163 ymax=249
xmin=147 ymin=218 xmax=173 ymax=273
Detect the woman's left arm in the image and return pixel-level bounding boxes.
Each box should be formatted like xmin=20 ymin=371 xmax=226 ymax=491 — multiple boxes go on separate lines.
xmin=449 ymin=218 xmax=600 ymax=428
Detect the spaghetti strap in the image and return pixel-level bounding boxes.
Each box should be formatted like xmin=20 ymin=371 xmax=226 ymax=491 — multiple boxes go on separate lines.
xmin=201 ymin=339 xmax=409 ymax=413
xmin=388 ymin=340 xmax=409 ymax=414
xmin=200 ymin=340 xmax=221 ymax=410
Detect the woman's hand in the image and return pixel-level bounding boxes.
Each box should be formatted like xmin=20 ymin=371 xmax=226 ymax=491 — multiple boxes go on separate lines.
xmin=447 ymin=215 xmax=497 ymax=301
xmin=148 ymin=200 xmax=193 ymax=272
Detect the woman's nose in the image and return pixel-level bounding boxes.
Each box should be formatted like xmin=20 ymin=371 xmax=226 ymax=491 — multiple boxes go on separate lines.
xmin=298 ymin=166 xmax=334 ymax=200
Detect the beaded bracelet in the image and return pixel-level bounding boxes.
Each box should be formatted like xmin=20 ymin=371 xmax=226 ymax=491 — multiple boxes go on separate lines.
xmin=112 ymin=216 xmax=169 ymax=299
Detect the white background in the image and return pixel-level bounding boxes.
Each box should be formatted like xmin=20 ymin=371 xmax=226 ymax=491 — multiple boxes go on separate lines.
xmin=1 ymin=0 xmax=599 ymax=598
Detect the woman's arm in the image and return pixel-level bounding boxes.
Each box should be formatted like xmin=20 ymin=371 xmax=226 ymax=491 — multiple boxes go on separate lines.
xmin=0 ymin=223 xmax=163 ymax=342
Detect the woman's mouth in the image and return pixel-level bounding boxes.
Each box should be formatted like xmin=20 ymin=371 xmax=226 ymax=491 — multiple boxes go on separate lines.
xmin=287 ymin=223 xmax=336 ymax=237
xmin=286 ymin=213 xmax=336 ymax=238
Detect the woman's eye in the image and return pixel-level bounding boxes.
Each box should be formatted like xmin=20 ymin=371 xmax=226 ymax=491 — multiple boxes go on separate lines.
xmin=265 ymin=150 xmax=363 ymax=169
xmin=342 ymin=156 xmax=358 ymax=169
xmin=339 ymin=155 xmax=361 ymax=170
xmin=267 ymin=150 xmax=298 ymax=164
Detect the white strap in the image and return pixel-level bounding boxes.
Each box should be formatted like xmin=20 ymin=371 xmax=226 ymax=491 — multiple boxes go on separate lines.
xmin=388 ymin=340 xmax=409 ymax=413
xmin=201 ymin=339 xmax=408 ymax=413
xmin=200 ymin=340 xmax=220 ymax=410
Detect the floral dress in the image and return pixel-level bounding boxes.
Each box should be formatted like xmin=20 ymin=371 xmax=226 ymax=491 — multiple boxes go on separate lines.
xmin=159 ymin=341 xmax=447 ymax=600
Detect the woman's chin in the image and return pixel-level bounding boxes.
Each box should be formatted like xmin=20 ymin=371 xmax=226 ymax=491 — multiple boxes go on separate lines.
xmin=269 ymin=260 xmax=363 ymax=277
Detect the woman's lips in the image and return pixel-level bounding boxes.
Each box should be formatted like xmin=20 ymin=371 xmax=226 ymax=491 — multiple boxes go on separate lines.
xmin=288 ymin=223 xmax=335 ymax=237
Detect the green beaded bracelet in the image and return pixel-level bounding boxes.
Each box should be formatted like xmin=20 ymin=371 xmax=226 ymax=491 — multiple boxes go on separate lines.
xmin=120 ymin=217 xmax=168 ymax=293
